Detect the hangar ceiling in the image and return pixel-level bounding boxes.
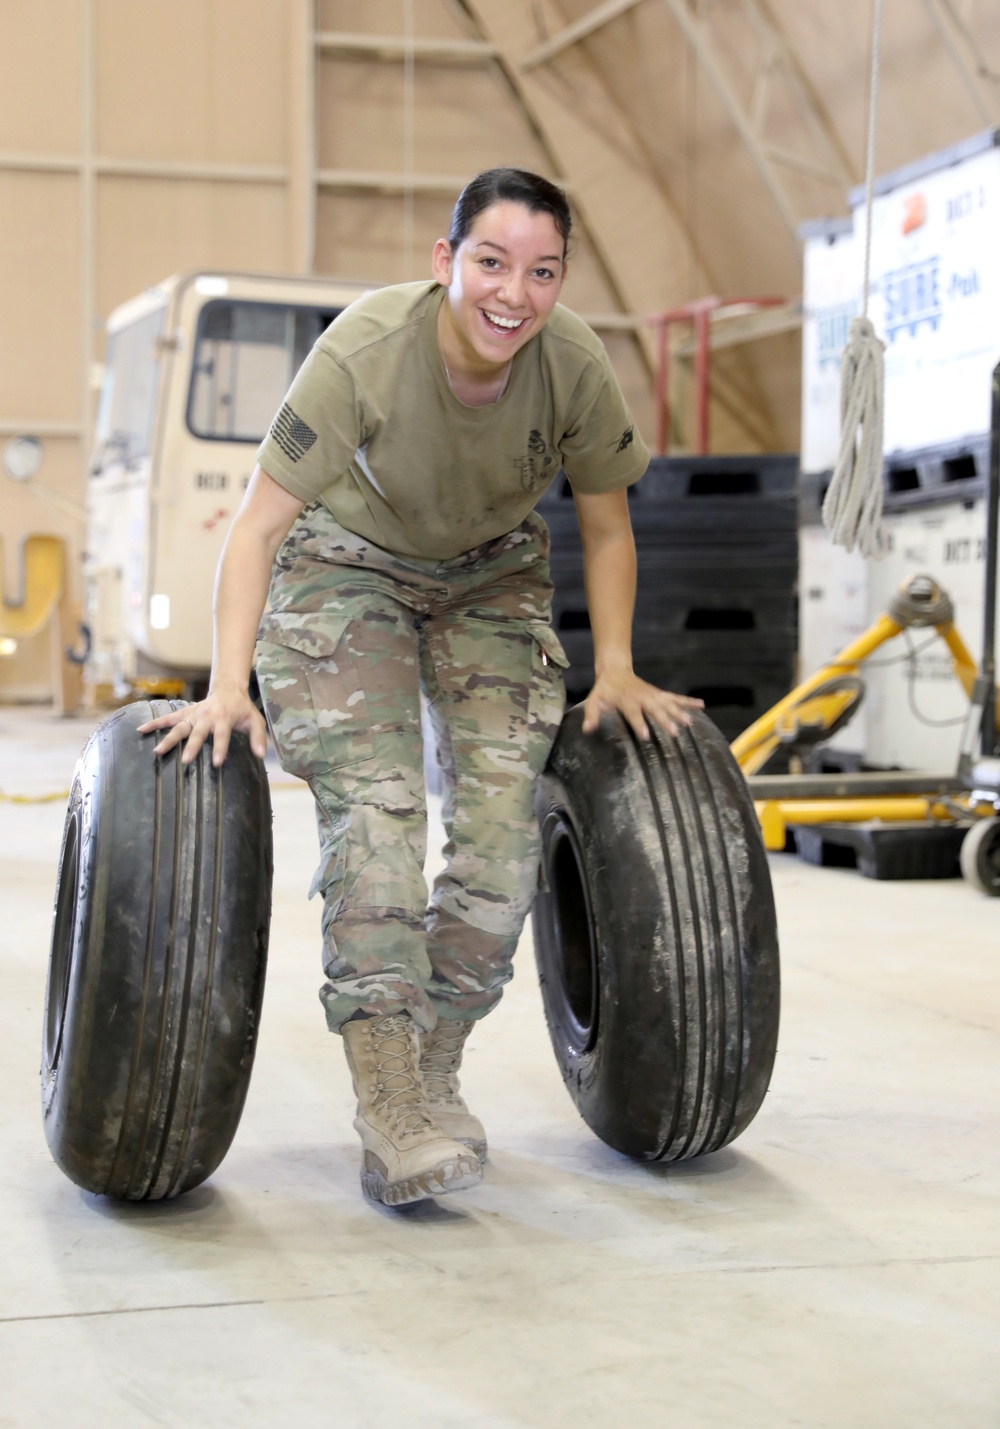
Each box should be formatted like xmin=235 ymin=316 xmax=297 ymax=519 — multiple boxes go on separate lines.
xmin=2 ymin=0 xmax=1000 ymax=699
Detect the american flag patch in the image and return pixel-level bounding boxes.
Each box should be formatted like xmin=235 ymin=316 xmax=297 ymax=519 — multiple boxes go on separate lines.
xmin=269 ymin=403 xmax=318 ymax=463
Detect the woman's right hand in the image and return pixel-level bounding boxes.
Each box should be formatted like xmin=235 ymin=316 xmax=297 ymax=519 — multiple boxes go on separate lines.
xmin=136 ymin=683 xmax=268 ymax=768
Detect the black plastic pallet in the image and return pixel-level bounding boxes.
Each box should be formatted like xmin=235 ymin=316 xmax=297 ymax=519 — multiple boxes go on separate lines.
xmin=545 ymin=540 xmax=794 ymax=568
xmin=800 ymin=433 xmax=989 ymax=524
xmin=555 ymin=625 xmax=797 ymax=666
xmin=791 ymin=820 xmax=967 ymax=880
xmin=542 ymin=496 xmax=798 ymax=539
xmin=549 ymin=562 xmax=800 ymax=600
xmin=632 ymin=454 xmax=798 ymax=501
xmin=552 ymin=591 xmax=797 ymax=633
xmin=538 ymin=453 xmax=799 ymax=511
xmin=641 ymin=594 xmax=798 ymax=634
xmin=544 ymin=496 xmax=798 ymax=531
xmin=546 ymin=452 xmax=799 ymax=744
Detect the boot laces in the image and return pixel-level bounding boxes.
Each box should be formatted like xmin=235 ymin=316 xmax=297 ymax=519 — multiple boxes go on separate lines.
xmin=421 ymin=1025 xmax=469 ymax=1100
xmin=369 ymin=1016 xmax=437 ymax=1137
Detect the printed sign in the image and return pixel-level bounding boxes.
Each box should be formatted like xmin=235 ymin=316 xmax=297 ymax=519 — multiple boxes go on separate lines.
xmin=867 ymin=144 xmax=1000 ymax=453
xmin=801 ymin=138 xmax=1000 ymax=468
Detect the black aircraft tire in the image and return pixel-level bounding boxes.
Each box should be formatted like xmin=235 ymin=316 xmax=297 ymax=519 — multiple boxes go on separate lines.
xmin=41 ymin=700 xmax=273 ymax=1200
xmin=532 ymin=706 xmax=780 ymax=1162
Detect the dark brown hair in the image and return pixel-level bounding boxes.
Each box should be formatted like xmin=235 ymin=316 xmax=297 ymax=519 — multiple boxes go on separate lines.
xmin=448 ymin=167 xmax=572 ymax=257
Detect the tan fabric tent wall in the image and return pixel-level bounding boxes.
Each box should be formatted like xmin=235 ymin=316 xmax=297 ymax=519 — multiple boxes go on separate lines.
xmin=3 ymin=0 xmax=1000 ymax=703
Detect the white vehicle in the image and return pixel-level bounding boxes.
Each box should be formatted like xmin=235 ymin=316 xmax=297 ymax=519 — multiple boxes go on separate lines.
xmin=86 ymin=271 xmax=374 ymax=697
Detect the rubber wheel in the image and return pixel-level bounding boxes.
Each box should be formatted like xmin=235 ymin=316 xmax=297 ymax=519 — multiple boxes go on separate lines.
xmin=960 ymin=817 xmax=1000 ymax=896
xmin=532 ymin=706 xmax=780 ymax=1161
xmin=41 ymin=700 xmax=273 ymax=1199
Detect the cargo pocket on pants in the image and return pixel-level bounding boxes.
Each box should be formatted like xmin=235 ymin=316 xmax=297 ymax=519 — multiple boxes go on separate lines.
xmin=255 ymin=610 xmax=375 ymax=780
xmin=526 ymin=623 xmax=569 ymax=775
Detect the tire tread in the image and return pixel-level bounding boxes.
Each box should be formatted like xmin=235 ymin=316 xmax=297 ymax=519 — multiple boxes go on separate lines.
xmin=41 ymin=700 xmax=272 ymax=1200
xmin=533 ymin=707 xmax=778 ymax=1163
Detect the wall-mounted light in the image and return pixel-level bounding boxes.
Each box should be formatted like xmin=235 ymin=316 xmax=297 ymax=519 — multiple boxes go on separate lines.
xmin=3 ymin=435 xmax=44 ymax=482
xmin=3 ymin=432 xmax=89 ymax=524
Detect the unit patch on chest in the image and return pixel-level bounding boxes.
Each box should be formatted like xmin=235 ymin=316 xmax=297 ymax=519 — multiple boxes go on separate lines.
xmin=513 ymin=429 xmax=560 ymax=492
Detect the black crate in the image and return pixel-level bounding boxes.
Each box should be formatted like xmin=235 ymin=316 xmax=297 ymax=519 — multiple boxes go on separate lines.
xmin=635 ymin=628 xmax=797 ymax=664
xmin=546 ymin=451 xmax=799 ymax=734
xmin=883 ymin=436 xmax=989 ymax=512
xmin=556 ymin=627 xmax=796 ymax=668
xmin=632 ymin=503 xmax=798 ymax=542
xmin=542 ymin=500 xmax=798 ymax=545
xmin=800 ymin=433 xmax=990 ymax=526
xmin=551 ymin=590 xmax=798 ymax=637
xmin=549 ymin=554 xmax=800 ymax=596
xmin=792 ymin=821 xmax=965 ymax=879
xmin=633 ymin=453 xmax=798 ymax=501
xmin=537 ymin=452 xmax=798 ymax=510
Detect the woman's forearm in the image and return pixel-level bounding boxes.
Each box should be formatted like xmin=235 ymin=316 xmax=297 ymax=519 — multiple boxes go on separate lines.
xmin=209 ymin=466 xmax=306 ymax=694
xmin=572 ymin=485 xmax=702 ymax=737
xmin=581 ymin=524 xmax=637 ymax=676
xmin=210 ymin=520 xmax=282 ymax=693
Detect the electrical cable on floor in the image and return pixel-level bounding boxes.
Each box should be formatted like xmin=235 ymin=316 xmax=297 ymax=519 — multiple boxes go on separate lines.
xmin=0 ymin=788 xmax=70 ymax=805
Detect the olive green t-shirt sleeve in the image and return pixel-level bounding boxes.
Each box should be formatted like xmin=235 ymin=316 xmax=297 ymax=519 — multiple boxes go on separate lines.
xmin=254 ymin=345 xmax=361 ymax=502
xmin=557 ymin=340 xmax=650 ymax=494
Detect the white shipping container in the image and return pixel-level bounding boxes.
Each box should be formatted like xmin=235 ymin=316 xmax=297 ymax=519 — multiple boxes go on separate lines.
xmin=798 ymin=130 xmax=999 ymax=771
xmin=800 ymin=218 xmax=860 ymax=476
xmin=863 ymin=499 xmax=998 ymax=769
xmin=799 ymin=502 xmax=995 ymax=770
xmin=798 ymin=524 xmax=869 ymax=757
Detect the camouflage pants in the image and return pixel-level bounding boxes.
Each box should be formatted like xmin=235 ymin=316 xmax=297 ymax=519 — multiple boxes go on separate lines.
xmin=255 ymin=505 xmax=568 ymax=1034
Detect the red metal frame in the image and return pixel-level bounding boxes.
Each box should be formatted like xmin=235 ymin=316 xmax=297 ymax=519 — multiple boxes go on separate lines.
xmin=649 ymin=296 xmax=785 ymax=456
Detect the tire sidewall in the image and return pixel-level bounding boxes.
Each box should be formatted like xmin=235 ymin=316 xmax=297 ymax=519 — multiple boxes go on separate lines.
xmin=42 ymin=736 xmax=109 ymax=1150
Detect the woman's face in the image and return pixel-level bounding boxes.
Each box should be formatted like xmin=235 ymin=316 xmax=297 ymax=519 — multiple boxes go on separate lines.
xmin=432 ymin=200 xmax=567 ymax=372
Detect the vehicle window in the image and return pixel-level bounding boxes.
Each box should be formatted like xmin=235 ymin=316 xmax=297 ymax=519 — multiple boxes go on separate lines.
xmin=93 ymin=306 xmax=165 ymax=470
xmin=187 ymin=301 xmax=341 ymax=442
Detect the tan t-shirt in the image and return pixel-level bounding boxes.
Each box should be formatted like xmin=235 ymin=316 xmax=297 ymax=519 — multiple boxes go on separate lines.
xmin=255 ymin=281 xmax=649 ymax=559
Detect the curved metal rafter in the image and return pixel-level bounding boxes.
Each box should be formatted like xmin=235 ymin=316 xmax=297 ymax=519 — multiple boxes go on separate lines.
xmin=446 ymin=0 xmax=785 ymax=449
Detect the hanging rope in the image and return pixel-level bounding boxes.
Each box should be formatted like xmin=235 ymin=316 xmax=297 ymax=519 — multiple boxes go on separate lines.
xmin=822 ymin=0 xmax=886 ymax=559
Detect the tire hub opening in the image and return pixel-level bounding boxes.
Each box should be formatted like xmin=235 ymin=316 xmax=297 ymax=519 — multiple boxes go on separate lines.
xmin=45 ymin=811 xmax=80 ymax=1074
xmin=543 ymin=812 xmax=599 ymax=1053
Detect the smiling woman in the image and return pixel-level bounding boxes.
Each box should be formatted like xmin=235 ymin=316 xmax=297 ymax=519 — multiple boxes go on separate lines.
xmin=431 ymin=171 xmax=571 ymax=404
xmin=137 ymin=165 xmax=702 ymax=1209
xmin=433 ymin=201 xmax=564 ymax=406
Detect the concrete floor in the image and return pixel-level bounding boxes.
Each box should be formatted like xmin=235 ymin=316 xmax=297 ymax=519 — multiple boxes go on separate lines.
xmin=1 ymin=703 xmax=998 ymax=1429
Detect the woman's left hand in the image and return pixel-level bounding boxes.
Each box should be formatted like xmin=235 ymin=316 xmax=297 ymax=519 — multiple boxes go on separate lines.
xmin=580 ymin=668 xmax=704 ymax=740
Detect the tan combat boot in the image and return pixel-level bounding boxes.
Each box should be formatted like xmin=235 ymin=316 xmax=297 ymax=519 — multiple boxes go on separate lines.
xmin=419 ymin=1021 xmax=488 ymax=1163
xmin=341 ymin=1013 xmax=482 ymax=1206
